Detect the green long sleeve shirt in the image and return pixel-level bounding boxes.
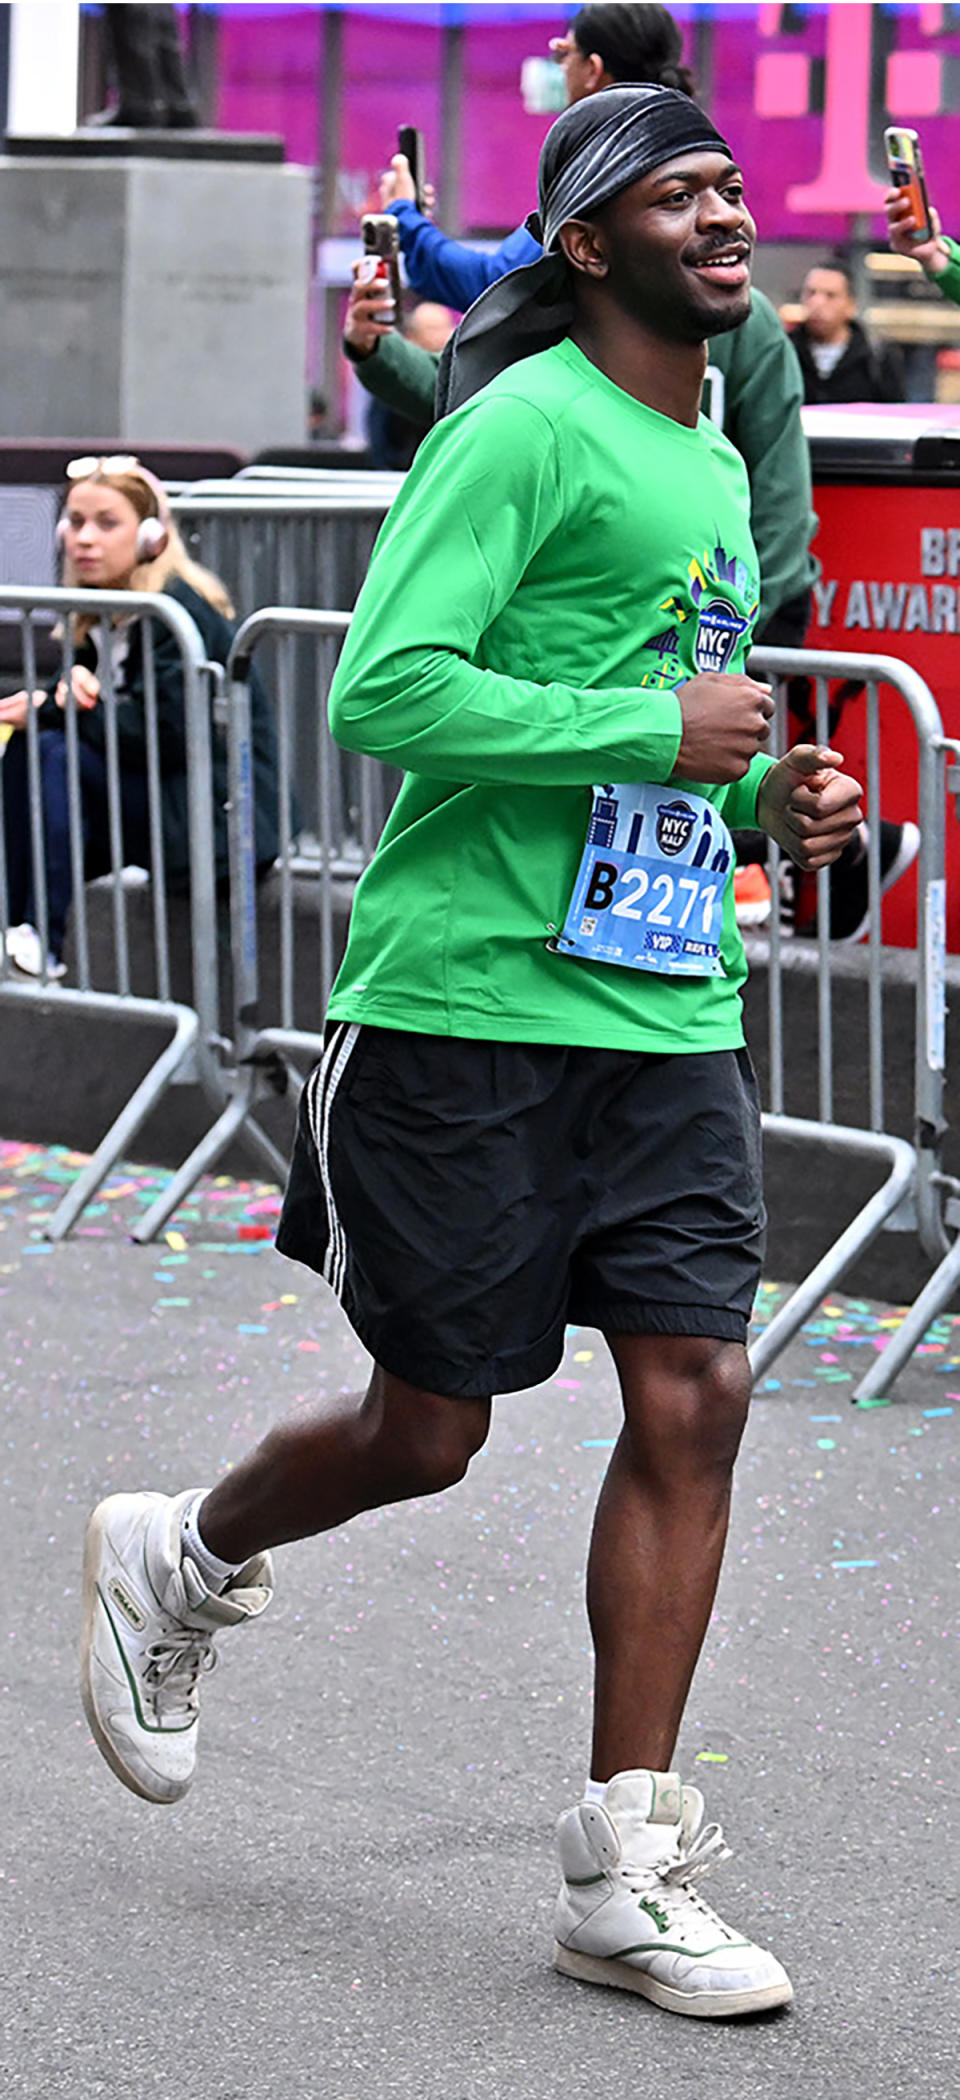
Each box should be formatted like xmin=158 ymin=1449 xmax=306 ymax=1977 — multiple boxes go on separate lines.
xmin=349 ymin=286 xmax=816 ymax=629
xmin=933 ymin=234 xmax=960 ymax=306
xmin=327 ymin=338 xmax=775 ymax=1055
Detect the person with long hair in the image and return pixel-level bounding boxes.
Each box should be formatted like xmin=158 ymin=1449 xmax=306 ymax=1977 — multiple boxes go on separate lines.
xmin=0 ymin=456 xmax=279 ymax=978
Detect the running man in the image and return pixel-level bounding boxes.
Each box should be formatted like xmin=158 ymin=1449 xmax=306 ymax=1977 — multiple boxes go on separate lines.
xmin=81 ymin=86 xmax=862 ymax=2021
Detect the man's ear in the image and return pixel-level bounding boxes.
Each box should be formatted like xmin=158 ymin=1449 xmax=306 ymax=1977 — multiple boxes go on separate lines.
xmin=585 ymin=50 xmax=611 ymax=92
xmin=559 ymin=217 xmax=609 ymax=280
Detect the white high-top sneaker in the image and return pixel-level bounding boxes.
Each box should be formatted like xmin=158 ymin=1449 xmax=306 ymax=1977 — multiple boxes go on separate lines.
xmin=80 ymin=1490 xmax=274 ymax=1804
xmin=553 ymin=1769 xmax=793 ymax=2019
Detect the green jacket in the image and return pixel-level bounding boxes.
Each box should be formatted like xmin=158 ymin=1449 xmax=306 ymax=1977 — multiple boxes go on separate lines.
xmin=934 ymin=235 xmax=960 ymax=306
xmin=346 ymin=287 xmax=817 ymax=629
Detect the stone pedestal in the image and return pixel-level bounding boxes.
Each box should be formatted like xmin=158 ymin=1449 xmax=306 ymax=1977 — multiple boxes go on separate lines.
xmin=0 ymin=148 xmax=311 ymax=451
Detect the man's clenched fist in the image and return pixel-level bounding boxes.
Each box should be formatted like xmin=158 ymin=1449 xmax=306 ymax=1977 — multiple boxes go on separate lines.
xmin=673 ymin=673 xmax=775 ymax=784
xmin=757 ymin=744 xmax=863 ymax=869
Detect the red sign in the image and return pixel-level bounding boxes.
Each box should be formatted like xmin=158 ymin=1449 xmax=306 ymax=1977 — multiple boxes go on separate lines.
xmin=807 ymin=465 xmax=960 ymax=947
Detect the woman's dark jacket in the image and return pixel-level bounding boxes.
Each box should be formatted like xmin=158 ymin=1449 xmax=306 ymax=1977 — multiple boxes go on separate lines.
xmin=36 ymin=575 xmax=280 ymax=888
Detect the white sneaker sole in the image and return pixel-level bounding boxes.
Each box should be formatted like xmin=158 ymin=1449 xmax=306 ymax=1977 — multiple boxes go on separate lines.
xmin=79 ymin=1496 xmax=189 ymax=1806
xmin=553 ymin=1941 xmax=794 ymax=2019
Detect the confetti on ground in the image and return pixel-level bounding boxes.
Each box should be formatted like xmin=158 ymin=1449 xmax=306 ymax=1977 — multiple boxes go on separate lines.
xmin=4 ymin=1141 xmax=960 ymax=1447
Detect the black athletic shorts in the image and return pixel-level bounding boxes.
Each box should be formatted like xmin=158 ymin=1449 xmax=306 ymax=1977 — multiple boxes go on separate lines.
xmin=275 ymin=1025 xmax=765 ymax=1399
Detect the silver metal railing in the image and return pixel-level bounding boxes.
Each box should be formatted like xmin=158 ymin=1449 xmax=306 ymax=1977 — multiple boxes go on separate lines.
xmin=129 ymin=607 xmax=357 ymax=1243
xmin=7 ymin=577 xmax=956 ymax=1398
xmin=129 ymin=615 xmax=960 ymax=1411
xmin=169 ymin=486 xmax=400 ymax=849
xmin=169 ymin=487 xmax=397 ymax=637
xmin=0 ymin=585 xmax=231 ymax=1240
xmin=747 ymin=645 xmax=951 ymax=1399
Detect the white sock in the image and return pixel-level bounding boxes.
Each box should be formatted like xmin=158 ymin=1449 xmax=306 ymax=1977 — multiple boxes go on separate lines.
xmin=179 ymin=1489 xmax=247 ymax=1594
xmin=584 ymin=1777 xmax=608 ymax=1801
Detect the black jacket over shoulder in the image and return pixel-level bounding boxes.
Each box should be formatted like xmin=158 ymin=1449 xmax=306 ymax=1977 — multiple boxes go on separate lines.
xmin=790 ymin=319 xmax=906 ymax=406
xmin=37 ymin=575 xmax=280 ymax=889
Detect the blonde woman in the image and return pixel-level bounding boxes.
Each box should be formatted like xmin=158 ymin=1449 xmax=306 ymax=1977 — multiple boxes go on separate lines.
xmin=0 ymin=456 xmax=279 ymax=976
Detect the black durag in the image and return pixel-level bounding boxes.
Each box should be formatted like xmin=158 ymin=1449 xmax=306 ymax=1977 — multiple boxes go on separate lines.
xmin=436 ymin=83 xmax=731 ymax=415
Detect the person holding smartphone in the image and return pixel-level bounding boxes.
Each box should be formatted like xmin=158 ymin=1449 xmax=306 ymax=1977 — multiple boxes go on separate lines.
xmin=885 ymin=188 xmax=960 ymax=307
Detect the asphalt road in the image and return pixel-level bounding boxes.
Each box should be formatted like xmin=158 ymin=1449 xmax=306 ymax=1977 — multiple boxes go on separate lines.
xmin=3 ymin=1140 xmax=958 ymax=2100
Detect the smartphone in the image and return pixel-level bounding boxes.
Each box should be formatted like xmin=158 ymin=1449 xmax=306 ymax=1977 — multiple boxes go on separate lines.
xmin=359 ymin=213 xmax=402 ymax=324
xmin=397 ymin=123 xmax=426 ymax=212
xmin=884 ymin=126 xmax=934 ymax=243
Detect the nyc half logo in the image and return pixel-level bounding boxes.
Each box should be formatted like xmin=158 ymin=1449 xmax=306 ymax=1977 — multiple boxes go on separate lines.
xmin=643 ymin=541 xmax=759 ymax=689
xmin=690 ymin=544 xmax=756 ymax=674
xmin=655 ymin=798 xmax=698 ymax=858
xmin=694 ymin=595 xmax=750 ymax=675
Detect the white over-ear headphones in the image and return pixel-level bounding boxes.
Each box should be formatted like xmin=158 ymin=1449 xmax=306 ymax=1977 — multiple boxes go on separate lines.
xmin=56 ymin=511 xmax=168 ymax=558
xmin=135 ymin=514 xmax=168 ymax=559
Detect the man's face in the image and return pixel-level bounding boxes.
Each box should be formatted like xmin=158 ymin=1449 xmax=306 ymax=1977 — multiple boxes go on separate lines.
xmin=801 ymin=268 xmax=855 ymax=344
xmin=567 ymin=150 xmax=755 ymax=343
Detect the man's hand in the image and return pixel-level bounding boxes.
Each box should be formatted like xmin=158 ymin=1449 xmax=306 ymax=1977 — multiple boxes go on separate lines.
xmin=343 ymin=257 xmax=395 ymax=360
xmin=756 ymin=744 xmax=863 ymax=869
xmin=884 ymin=186 xmax=949 ymax=276
xmin=378 ymin=153 xmax=435 ymax=215
xmin=672 ymin=672 xmax=774 ymax=784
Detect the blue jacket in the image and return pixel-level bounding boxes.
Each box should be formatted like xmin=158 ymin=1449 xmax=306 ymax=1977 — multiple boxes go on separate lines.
xmin=391 ymin=198 xmax=540 ymax=308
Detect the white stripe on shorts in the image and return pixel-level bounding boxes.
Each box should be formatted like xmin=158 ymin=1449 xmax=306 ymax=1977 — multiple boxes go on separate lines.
xmin=306 ymin=1021 xmax=360 ymax=1295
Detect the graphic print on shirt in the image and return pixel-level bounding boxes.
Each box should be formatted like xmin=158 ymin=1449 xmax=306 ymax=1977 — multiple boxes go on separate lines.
xmin=555 ymin=782 xmax=733 ymax=978
xmin=638 ymin=538 xmax=760 ymax=689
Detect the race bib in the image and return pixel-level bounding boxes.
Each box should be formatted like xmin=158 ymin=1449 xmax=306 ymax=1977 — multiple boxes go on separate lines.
xmin=552 ymin=783 xmax=732 ymax=978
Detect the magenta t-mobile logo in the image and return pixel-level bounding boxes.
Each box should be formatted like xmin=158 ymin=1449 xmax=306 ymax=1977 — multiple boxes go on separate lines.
xmin=755 ymin=1 xmax=953 ymax=215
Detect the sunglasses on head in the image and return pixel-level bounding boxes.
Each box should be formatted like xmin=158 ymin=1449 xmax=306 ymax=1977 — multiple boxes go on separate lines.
xmin=65 ymin=455 xmax=142 ymax=480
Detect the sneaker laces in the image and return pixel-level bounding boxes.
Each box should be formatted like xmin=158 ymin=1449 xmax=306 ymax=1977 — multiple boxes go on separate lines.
xmin=143 ymin=1626 xmax=219 ymax=1717
xmin=661 ymin=1819 xmax=731 ymax=1887
xmin=623 ymin=1821 xmax=735 ymax=1933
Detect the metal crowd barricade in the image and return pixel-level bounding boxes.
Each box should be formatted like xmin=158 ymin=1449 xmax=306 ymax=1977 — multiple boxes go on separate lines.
xmin=746 ymin=645 xmax=952 ymax=1400
xmin=0 ymin=584 xmax=232 ymax=1240
xmin=168 ymin=484 xmax=399 ymax=639
xmin=130 ymin=617 xmax=960 ymax=1406
xmin=130 ymin=606 xmax=357 ymax=1242
xmin=169 ymin=482 xmax=400 ymax=858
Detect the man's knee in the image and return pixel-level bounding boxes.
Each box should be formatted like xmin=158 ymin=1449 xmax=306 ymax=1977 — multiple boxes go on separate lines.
xmin=693 ymin=1339 xmax=752 ymax=1462
xmin=364 ymin=1372 xmax=491 ymax=1498
xmin=614 ymin=1332 xmax=751 ymax=1477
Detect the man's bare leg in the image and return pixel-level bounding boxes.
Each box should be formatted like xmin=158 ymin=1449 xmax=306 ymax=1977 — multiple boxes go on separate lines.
xmin=80 ymin=1367 xmax=490 ymax=1803
xmin=586 ymin=1332 xmax=751 ymax=1780
xmin=552 ymin=1331 xmax=791 ymax=2013
xmin=197 ymin=1365 xmax=492 ymax=1558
